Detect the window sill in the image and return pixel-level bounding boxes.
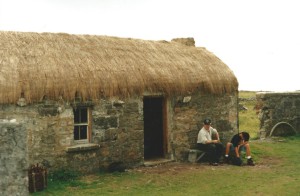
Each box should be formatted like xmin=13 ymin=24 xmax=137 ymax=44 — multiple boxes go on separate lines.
xmin=66 ymin=143 xmax=100 ymax=153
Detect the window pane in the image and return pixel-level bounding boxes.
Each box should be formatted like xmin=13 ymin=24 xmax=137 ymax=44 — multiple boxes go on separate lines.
xmin=74 ymin=126 xmax=79 ymax=140
xmin=80 ymin=126 xmax=87 ymax=139
xmin=73 ymin=109 xmax=80 ymax=123
xmin=73 ymin=107 xmax=89 ymax=141
xmin=80 ymin=108 xmax=88 ymax=123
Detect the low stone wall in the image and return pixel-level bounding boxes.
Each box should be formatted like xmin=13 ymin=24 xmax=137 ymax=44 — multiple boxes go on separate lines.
xmin=256 ymin=91 xmax=300 ymax=137
xmin=0 ymin=120 xmax=28 ymax=196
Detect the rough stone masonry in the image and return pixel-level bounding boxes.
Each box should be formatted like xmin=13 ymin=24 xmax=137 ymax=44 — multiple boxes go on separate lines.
xmin=256 ymin=91 xmax=300 ymax=137
xmin=0 ymin=120 xmax=29 ymax=196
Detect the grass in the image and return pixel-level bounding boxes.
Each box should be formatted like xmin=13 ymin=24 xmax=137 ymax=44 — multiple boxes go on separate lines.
xmin=32 ymin=136 xmax=300 ymax=195
xmin=32 ymin=91 xmax=300 ymax=195
xmin=238 ymin=91 xmax=260 ymax=139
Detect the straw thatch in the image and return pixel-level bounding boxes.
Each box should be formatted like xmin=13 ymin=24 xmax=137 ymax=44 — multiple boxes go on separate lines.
xmin=0 ymin=31 xmax=238 ymax=104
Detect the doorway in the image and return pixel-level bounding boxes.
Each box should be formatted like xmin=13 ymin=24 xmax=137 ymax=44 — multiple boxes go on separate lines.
xmin=143 ymin=96 xmax=166 ymax=160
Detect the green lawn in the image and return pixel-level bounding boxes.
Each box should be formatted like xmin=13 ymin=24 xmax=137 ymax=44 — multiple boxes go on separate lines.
xmin=32 ymin=135 xmax=300 ymax=196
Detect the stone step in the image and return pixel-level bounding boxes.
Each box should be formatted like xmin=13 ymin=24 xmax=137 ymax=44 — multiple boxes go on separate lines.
xmin=144 ymin=158 xmax=174 ymax=167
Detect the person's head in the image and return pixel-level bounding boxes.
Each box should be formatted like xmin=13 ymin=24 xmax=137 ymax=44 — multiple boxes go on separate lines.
xmin=203 ymin=118 xmax=211 ymax=130
xmin=240 ymin=132 xmax=250 ymax=141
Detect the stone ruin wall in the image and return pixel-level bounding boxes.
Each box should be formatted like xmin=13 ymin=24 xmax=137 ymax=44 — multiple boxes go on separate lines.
xmin=256 ymin=91 xmax=300 ymax=137
xmin=0 ymin=121 xmax=29 ymax=196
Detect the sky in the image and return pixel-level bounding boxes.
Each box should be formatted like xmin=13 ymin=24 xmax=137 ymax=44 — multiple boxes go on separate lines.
xmin=0 ymin=0 xmax=299 ymax=91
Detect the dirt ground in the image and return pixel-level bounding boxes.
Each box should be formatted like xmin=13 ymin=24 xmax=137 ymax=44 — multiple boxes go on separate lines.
xmin=130 ymin=139 xmax=285 ymax=175
xmin=128 ymin=157 xmax=277 ymax=175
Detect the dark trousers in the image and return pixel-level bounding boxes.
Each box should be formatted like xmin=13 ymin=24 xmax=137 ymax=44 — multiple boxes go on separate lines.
xmin=197 ymin=143 xmax=224 ymax=163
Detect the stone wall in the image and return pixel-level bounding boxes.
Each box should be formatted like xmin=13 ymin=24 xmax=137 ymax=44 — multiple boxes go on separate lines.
xmin=92 ymin=98 xmax=144 ymax=170
xmin=170 ymin=92 xmax=238 ymax=161
xmin=0 ymin=91 xmax=238 ymax=175
xmin=0 ymin=120 xmax=29 ymax=196
xmin=0 ymin=98 xmax=144 ymax=174
xmin=0 ymin=102 xmax=80 ymax=173
xmin=256 ymin=92 xmax=300 ymax=137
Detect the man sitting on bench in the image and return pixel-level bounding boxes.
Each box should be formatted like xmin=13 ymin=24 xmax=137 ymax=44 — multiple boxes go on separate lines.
xmin=197 ymin=118 xmax=224 ymax=166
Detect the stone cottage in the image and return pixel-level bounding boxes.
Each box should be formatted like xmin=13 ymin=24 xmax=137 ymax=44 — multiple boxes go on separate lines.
xmin=0 ymin=31 xmax=239 ymax=174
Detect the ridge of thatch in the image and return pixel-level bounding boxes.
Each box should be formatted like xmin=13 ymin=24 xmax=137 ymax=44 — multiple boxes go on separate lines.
xmin=0 ymin=31 xmax=238 ymax=104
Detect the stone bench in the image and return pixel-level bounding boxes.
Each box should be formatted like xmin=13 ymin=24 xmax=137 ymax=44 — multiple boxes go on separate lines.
xmin=188 ymin=149 xmax=206 ymax=163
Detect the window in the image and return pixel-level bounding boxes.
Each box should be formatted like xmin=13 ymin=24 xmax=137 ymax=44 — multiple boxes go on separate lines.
xmin=73 ymin=107 xmax=90 ymax=142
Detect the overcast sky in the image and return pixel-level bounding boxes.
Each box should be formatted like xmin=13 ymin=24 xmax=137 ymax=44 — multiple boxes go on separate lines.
xmin=1 ymin=0 xmax=299 ymax=91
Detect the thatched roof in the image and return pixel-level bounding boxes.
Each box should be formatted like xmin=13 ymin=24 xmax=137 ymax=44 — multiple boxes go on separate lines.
xmin=0 ymin=31 xmax=238 ymax=104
